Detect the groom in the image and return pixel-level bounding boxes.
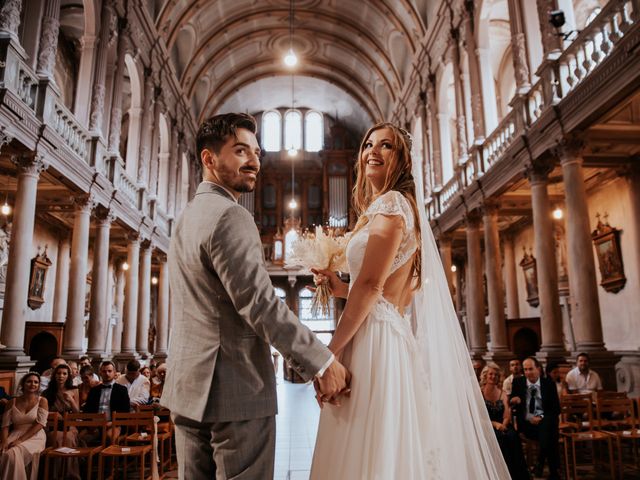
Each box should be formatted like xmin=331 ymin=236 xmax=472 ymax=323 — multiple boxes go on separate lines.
xmin=162 ymin=113 xmax=350 ymax=479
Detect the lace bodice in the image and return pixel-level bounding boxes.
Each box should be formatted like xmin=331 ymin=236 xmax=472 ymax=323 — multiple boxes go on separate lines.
xmin=346 ymin=191 xmax=418 ymax=288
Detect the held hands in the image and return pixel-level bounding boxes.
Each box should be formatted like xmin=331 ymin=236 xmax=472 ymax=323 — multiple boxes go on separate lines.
xmin=314 ymin=359 xmax=351 ymax=408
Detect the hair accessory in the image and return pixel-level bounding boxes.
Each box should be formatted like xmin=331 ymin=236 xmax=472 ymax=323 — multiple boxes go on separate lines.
xmin=398 ymin=126 xmax=413 ymax=151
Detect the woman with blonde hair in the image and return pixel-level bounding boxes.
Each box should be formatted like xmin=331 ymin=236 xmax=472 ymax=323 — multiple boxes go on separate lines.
xmin=481 ymin=363 xmax=529 ymax=479
xmin=310 ymin=123 xmax=510 ymax=479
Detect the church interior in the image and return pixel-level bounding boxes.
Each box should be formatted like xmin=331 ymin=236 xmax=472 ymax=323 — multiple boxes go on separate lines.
xmin=0 ymin=0 xmax=639 ymax=478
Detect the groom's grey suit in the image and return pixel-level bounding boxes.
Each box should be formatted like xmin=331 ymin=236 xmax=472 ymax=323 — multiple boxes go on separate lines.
xmin=162 ymin=182 xmax=332 ymax=479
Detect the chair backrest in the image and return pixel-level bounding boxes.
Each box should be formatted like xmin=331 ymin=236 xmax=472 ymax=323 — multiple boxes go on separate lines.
xmin=595 ymin=397 xmax=635 ymax=428
xmin=46 ymin=411 xmax=59 ymax=436
xmin=64 ymin=412 xmax=108 ymax=446
xmin=596 ymin=390 xmax=628 ymax=400
xmin=112 ymin=411 xmax=155 ymax=430
xmin=136 ymin=404 xmax=155 ymax=413
xmin=561 ymin=396 xmax=594 ymax=429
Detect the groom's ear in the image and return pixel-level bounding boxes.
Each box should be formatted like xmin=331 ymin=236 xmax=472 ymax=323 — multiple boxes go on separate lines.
xmin=201 ymin=148 xmax=216 ymax=170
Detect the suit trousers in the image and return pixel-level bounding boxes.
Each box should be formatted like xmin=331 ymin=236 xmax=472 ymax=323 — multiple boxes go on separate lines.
xmin=172 ymin=413 xmax=276 ymax=480
xmin=521 ymin=417 xmax=560 ymax=476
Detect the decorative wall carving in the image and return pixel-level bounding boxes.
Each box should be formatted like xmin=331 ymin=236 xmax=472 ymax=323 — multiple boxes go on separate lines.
xmin=519 ymin=247 xmax=539 ymax=307
xmin=0 ymin=0 xmax=22 ymax=37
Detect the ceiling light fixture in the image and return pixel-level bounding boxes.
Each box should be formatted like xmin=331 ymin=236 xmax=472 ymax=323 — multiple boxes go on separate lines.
xmin=283 ymin=0 xmax=297 ymax=67
xmin=1 ymin=199 xmax=10 ymax=216
xmin=122 ymin=262 xmax=130 ymax=271
xmin=553 ymin=207 xmax=563 ymax=220
xmin=151 ymin=276 xmax=159 ymax=285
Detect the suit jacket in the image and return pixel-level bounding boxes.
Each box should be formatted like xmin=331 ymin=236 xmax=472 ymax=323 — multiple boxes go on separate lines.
xmin=83 ymin=383 xmax=131 ymax=415
xmin=162 ymin=182 xmax=332 ymax=423
xmin=510 ymin=375 xmax=560 ymax=428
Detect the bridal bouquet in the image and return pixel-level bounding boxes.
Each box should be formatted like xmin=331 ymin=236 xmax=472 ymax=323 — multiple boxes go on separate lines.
xmin=286 ymin=226 xmax=348 ymax=316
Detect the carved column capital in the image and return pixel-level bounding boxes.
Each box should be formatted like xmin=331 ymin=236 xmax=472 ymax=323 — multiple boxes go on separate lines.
xmin=11 ymin=154 xmax=48 ymax=177
xmin=482 ymin=199 xmax=501 ymax=216
xmin=552 ymin=136 xmax=587 ymax=166
xmin=524 ymin=157 xmax=555 ymax=184
xmin=92 ymin=205 xmax=116 ymax=226
xmin=464 ymin=209 xmax=482 ymax=227
xmin=0 ymin=0 xmax=22 ymax=38
xmin=71 ymin=193 xmax=96 ymax=213
xmin=126 ymin=231 xmax=141 ymax=243
xmin=0 ymin=126 xmax=14 ymax=151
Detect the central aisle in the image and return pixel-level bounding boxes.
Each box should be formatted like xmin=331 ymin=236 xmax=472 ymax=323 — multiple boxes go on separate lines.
xmin=274 ymin=379 xmax=320 ymax=480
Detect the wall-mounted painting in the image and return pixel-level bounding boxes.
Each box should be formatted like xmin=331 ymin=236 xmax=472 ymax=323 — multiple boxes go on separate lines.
xmin=592 ymin=214 xmax=626 ymax=293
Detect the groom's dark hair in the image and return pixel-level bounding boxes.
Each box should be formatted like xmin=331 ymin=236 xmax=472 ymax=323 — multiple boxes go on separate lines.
xmin=196 ymin=113 xmax=257 ymax=156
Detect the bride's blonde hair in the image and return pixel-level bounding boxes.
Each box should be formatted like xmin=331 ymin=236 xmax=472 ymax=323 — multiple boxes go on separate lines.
xmin=352 ymin=122 xmax=422 ymax=288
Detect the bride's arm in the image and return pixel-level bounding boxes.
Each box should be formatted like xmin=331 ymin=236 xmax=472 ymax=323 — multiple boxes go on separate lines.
xmin=328 ymin=214 xmax=404 ymax=356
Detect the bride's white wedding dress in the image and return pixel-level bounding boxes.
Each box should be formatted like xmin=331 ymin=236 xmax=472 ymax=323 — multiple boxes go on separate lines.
xmin=311 ymin=191 xmax=433 ymax=479
xmin=310 ymin=190 xmax=511 ymax=479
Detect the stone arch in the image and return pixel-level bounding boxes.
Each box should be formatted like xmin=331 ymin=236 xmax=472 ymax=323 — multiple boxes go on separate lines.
xmin=124 ymin=54 xmax=144 ymax=179
xmin=28 ymin=331 xmax=58 ymax=373
xmin=388 ymin=31 xmax=410 ymax=84
xmin=436 ymin=61 xmax=456 ymax=183
xmin=171 ymin=24 xmax=197 ymax=80
xmin=179 ymin=152 xmax=190 ymax=212
xmin=191 ymin=76 xmax=210 ymax=122
xmin=157 ymin=113 xmax=170 ymax=210
xmin=496 ymin=44 xmax=516 ymax=121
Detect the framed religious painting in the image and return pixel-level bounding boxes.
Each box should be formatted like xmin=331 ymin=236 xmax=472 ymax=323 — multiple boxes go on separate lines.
xmin=519 ymin=248 xmax=539 ymax=308
xmin=28 ymin=247 xmax=52 ymax=310
xmin=592 ymin=215 xmax=626 ymax=293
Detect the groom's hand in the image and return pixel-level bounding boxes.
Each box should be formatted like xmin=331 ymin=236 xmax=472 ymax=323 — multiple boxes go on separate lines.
xmin=316 ymin=359 xmax=351 ymax=407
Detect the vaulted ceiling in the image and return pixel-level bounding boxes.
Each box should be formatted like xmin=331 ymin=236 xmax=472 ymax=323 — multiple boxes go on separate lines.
xmin=151 ymin=0 xmax=429 ymax=132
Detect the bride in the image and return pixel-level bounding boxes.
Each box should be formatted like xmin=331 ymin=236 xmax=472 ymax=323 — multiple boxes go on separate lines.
xmin=310 ymin=123 xmax=511 ymax=479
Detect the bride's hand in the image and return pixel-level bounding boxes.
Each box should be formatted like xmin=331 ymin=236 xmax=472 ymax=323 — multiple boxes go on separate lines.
xmin=310 ymin=268 xmax=348 ymax=298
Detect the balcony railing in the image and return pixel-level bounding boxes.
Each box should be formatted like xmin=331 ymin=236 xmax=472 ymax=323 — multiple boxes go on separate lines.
xmin=428 ymin=0 xmax=638 ymax=220
xmin=51 ymin=101 xmax=90 ymax=163
xmin=155 ymin=207 xmax=170 ymax=236
xmin=113 ymin=162 xmax=138 ymax=208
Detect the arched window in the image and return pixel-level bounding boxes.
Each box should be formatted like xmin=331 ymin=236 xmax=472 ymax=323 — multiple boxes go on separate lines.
xmin=298 ymin=289 xmax=334 ymax=345
xmin=262 ymin=111 xmax=281 ymax=151
xmin=274 ymin=287 xmax=287 ymax=303
xmin=284 ymin=228 xmax=299 ymax=262
xmin=284 ymin=110 xmax=302 ymax=151
xmin=304 ymin=111 xmax=323 ymax=152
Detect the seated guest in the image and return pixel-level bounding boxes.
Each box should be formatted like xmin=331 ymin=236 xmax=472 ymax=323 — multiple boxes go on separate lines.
xmin=42 ymin=364 xmax=81 ymax=479
xmin=546 ymin=362 xmax=569 ymax=398
xmin=78 ymin=356 xmax=92 ymax=369
xmin=78 ymin=365 xmax=100 ymax=408
xmin=39 ymin=356 xmax=67 ymax=392
xmin=510 ymin=357 xmax=561 ymax=480
xmin=480 ymin=364 xmax=529 ymax=480
xmin=150 ymin=364 xmax=166 ymax=402
xmin=116 ymin=360 xmax=150 ymax=408
xmin=472 ymin=358 xmax=486 ymax=381
xmin=83 ymin=361 xmax=130 ymax=419
xmin=565 ymin=352 xmax=602 ymax=395
xmin=140 ymin=366 xmax=151 ymax=379
xmin=502 ymin=358 xmax=523 ymax=395
xmin=68 ymin=361 xmax=81 ymax=387
xmin=0 ymin=372 xmax=48 ymax=480
xmin=0 ymin=386 xmax=10 ymax=415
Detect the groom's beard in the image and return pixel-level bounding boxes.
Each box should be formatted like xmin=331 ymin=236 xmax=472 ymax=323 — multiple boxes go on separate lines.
xmin=215 ymin=164 xmax=258 ymax=193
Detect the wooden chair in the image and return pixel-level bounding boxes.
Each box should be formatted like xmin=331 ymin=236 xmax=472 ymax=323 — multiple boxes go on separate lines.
xmin=598 ymin=398 xmax=639 ymax=478
xmin=135 ymin=404 xmax=174 ymax=475
xmin=595 ymin=395 xmax=634 ymax=431
xmin=561 ymin=396 xmax=616 ymax=479
xmin=98 ymin=411 xmax=155 ymax=480
xmin=43 ymin=412 xmax=108 ymax=480
xmin=560 ymin=393 xmax=593 ymax=431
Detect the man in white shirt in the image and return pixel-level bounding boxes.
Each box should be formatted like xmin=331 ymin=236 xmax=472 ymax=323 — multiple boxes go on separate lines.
xmin=502 ymin=358 xmax=523 ymax=395
xmin=116 ymin=360 xmax=150 ymax=408
xmin=565 ymin=352 xmax=603 ymax=394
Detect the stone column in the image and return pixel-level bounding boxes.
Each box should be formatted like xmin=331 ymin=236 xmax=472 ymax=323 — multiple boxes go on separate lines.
xmin=536 ymin=0 xmax=562 ymax=57
xmin=0 ymin=155 xmax=47 ymax=359
xmin=74 ymin=35 xmax=97 ymax=125
xmin=624 ymin=164 xmax=640 ymax=283
xmin=451 ymin=29 xmax=469 ymax=160
xmin=465 ymin=212 xmax=486 ymax=358
xmin=462 ymin=4 xmax=486 ymax=142
xmin=476 ymin=47 xmax=499 ymax=133
xmin=439 ymin=234 xmax=454 ymax=297
xmin=148 ymin=89 xmax=163 ymax=200
xmin=87 ymin=207 xmax=114 ymax=358
xmin=167 ymin=126 xmax=180 ymax=217
xmin=507 ymin=0 xmax=531 ymax=92
xmin=483 ymin=202 xmax=510 ymax=357
xmin=116 ymin=233 xmax=140 ymax=360
xmin=111 ymin=261 xmax=126 ymax=354
xmin=525 ymin=162 xmax=566 ymax=360
xmin=155 ymin=254 xmax=169 ymax=361
xmin=35 ymin=0 xmax=61 ymax=78
xmin=107 ymin=20 xmax=129 ymax=153
xmin=426 ymin=78 xmax=443 ymax=190
xmin=417 ymin=91 xmax=431 ymax=197
xmin=89 ymin=0 xmax=117 ymax=135
xmin=557 ymin=143 xmax=604 ymax=350
xmin=52 ymin=233 xmax=71 ymax=323
xmin=0 ymin=0 xmax=22 ymax=40
xmin=137 ymin=71 xmax=155 ymax=187
xmin=62 ymin=194 xmax=94 ymax=357
xmin=503 ymin=233 xmax=520 ymax=319
xmin=136 ymin=240 xmax=152 ymax=357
